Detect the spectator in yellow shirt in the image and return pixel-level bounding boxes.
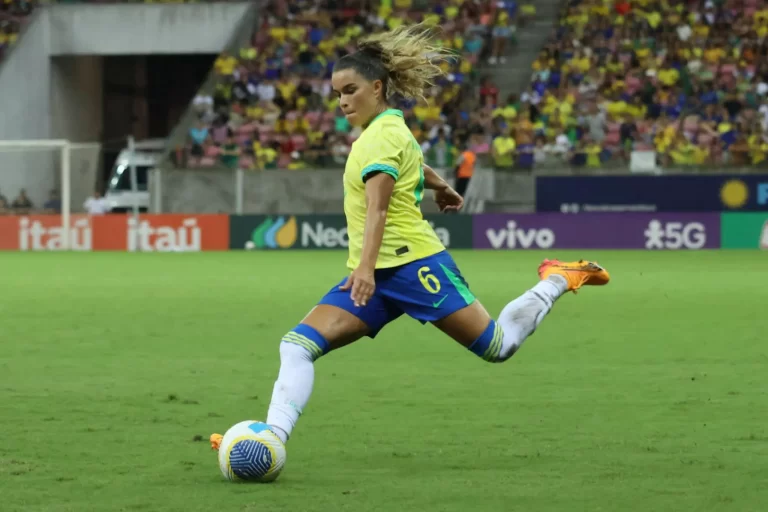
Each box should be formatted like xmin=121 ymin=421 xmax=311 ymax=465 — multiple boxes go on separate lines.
xmin=654 ymin=117 xmax=678 ymax=160
xmin=635 ymin=7 xmax=662 ymax=30
xmin=584 ymin=137 xmax=603 ymax=168
xmin=413 ymin=97 xmax=442 ymax=122
xmin=657 ymin=64 xmax=680 ymax=87
xmin=670 ymin=134 xmax=699 ymax=165
xmin=568 ymin=49 xmax=591 ymax=74
xmin=276 ymin=77 xmax=297 ymax=105
xmin=605 ymin=92 xmax=628 ymax=121
xmin=520 ymin=2 xmax=536 ymax=24
xmin=601 ymin=54 xmax=624 ymax=77
xmin=626 ymin=96 xmax=647 ymax=120
xmin=532 ymin=52 xmax=553 ymax=73
xmin=492 ymin=130 xmax=516 ymax=169
xmin=214 ymin=52 xmax=238 ymax=76
xmin=703 ymin=42 xmax=726 ymax=65
xmin=750 ymin=136 xmax=768 ymax=165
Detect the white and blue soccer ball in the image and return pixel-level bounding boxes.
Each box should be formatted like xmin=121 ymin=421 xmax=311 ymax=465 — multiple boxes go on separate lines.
xmin=218 ymin=420 xmax=286 ymax=483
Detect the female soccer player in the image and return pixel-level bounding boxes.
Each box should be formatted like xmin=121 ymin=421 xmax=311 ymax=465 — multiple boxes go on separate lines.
xmin=213 ymin=24 xmax=609 ymax=450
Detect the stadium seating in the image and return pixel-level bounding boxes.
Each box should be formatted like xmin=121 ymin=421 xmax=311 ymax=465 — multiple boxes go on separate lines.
xmin=182 ymin=0 xmax=518 ymax=170
xmin=491 ymin=0 xmax=768 ymax=170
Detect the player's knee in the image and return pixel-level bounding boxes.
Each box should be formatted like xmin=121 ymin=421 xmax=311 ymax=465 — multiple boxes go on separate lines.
xmin=467 ymin=320 xmax=510 ymax=363
xmin=280 ymin=324 xmax=330 ymax=362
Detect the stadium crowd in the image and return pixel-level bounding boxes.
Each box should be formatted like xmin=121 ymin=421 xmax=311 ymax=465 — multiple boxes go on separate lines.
xmin=184 ymin=0 xmax=768 ymax=172
xmin=181 ymin=0 xmax=533 ymax=171
xmin=490 ymin=0 xmax=768 ymax=170
xmin=13 ymin=0 xmax=763 ymax=172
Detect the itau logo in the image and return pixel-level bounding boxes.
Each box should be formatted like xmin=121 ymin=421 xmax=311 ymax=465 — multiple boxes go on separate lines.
xmin=250 ymin=217 xmax=297 ymax=249
xmin=19 ymin=217 xmax=91 ymax=251
xmin=127 ymin=217 xmax=201 ymax=252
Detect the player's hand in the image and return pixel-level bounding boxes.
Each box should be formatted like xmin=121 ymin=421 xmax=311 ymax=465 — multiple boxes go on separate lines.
xmin=434 ymin=186 xmax=464 ymax=213
xmin=340 ymin=266 xmax=376 ymax=307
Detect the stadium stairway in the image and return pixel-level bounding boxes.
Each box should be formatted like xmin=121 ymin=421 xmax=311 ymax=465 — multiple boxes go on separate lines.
xmin=479 ymin=0 xmax=562 ymax=98
xmin=473 ymin=1 xmax=562 ymax=214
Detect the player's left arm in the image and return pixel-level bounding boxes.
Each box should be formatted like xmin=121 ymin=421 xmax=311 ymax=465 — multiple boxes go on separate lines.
xmin=423 ymin=164 xmax=463 ymax=212
xmin=423 ymin=163 xmax=452 ymax=190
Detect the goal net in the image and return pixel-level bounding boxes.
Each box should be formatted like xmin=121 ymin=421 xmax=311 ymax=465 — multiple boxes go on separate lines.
xmin=0 ymin=140 xmax=101 ymax=250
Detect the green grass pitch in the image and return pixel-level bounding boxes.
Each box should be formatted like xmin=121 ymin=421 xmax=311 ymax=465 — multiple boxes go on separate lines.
xmin=1 ymin=250 xmax=767 ymax=512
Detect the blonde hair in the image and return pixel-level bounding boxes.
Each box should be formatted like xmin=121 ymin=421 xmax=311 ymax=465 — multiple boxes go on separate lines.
xmin=335 ymin=23 xmax=456 ymax=102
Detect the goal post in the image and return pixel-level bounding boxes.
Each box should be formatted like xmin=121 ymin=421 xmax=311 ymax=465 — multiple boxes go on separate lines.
xmin=0 ymin=139 xmax=101 ymax=250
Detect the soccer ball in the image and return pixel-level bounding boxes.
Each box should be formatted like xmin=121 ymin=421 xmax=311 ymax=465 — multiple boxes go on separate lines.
xmin=244 ymin=240 xmax=256 ymax=250
xmin=217 ymin=420 xmax=286 ymax=483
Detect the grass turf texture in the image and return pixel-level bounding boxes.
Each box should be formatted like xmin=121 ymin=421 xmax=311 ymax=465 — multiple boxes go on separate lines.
xmin=1 ymin=250 xmax=767 ymax=512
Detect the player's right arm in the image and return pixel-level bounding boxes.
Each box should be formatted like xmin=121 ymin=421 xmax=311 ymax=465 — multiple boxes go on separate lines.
xmin=423 ymin=164 xmax=463 ymax=212
xmin=340 ymin=124 xmax=402 ymax=307
xmin=340 ymin=172 xmax=395 ymax=307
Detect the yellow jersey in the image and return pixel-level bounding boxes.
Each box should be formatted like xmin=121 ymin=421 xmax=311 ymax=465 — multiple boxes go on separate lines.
xmin=343 ymin=109 xmax=444 ymax=270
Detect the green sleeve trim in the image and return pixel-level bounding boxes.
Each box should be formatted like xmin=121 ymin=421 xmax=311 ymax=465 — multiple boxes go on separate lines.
xmin=361 ymin=163 xmax=399 ymax=182
xmin=414 ymin=164 xmax=425 ymax=205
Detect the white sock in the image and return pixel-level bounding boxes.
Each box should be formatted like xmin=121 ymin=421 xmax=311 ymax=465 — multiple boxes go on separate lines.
xmin=497 ymin=275 xmax=568 ymax=358
xmin=266 ymin=342 xmax=315 ymax=444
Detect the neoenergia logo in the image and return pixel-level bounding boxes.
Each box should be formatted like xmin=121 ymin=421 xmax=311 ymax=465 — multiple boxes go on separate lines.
xmin=251 ymin=216 xmax=298 ymax=249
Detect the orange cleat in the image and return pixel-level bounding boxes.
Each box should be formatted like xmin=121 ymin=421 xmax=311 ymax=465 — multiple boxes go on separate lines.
xmin=538 ymin=259 xmax=610 ymax=293
xmin=210 ymin=433 xmax=223 ymax=451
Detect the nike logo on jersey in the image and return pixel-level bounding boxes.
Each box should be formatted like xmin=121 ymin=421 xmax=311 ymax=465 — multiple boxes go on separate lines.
xmin=432 ymin=295 xmax=448 ymax=308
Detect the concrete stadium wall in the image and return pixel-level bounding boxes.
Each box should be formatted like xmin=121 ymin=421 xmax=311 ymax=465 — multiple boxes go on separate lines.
xmin=158 ymin=169 xmax=352 ymax=214
xmin=0 ymin=11 xmax=51 ymax=141
xmin=48 ymin=3 xmax=253 ymax=55
xmin=0 ymin=11 xmax=55 ymax=205
xmin=0 ymin=2 xmax=253 ymax=207
xmin=152 ymin=166 xmax=764 ymax=215
xmin=154 ymin=168 xmax=501 ymax=214
xmin=51 ymin=56 xmax=104 ymax=142
xmin=0 ymin=2 xmax=251 ymax=141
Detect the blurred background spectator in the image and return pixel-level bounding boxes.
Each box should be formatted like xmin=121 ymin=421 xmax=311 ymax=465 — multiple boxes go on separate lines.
xmin=11 ymin=188 xmax=33 ymax=213
xmin=84 ymin=189 xmax=110 ymax=215
xmin=43 ymin=189 xmax=61 ymax=213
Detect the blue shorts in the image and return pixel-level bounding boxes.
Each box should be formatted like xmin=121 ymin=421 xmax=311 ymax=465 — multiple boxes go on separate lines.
xmin=318 ymin=251 xmax=476 ymax=338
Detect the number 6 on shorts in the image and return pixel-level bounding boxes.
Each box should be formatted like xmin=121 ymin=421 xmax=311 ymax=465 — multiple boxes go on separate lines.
xmin=417 ymin=266 xmax=441 ymax=294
